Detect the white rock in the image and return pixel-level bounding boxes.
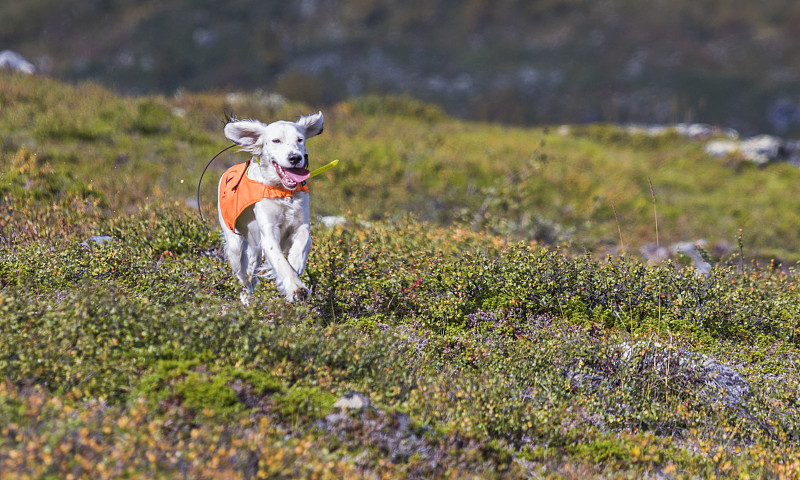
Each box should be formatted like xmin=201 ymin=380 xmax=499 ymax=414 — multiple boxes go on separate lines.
xmin=333 ymin=392 xmax=370 ymax=411
xmin=705 ymin=140 xmax=739 ymax=157
xmin=670 ymin=240 xmax=711 ymax=275
xmin=319 ymin=215 xmax=346 ymax=228
xmin=739 ymin=135 xmax=783 ymax=165
xmin=0 ymin=50 xmax=35 ymax=74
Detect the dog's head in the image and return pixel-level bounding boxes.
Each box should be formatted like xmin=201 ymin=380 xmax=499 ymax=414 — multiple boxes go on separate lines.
xmin=223 ymin=112 xmax=324 ymax=190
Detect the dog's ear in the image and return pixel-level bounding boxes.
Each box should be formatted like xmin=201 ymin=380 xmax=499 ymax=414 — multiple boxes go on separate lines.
xmin=224 ymin=120 xmax=266 ymax=151
xmin=296 ymin=111 xmax=324 ymax=138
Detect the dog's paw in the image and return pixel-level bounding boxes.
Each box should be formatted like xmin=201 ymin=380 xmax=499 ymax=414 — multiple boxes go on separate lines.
xmin=290 ymin=286 xmax=310 ymax=302
xmin=240 ymin=290 xmax=252 ymax=306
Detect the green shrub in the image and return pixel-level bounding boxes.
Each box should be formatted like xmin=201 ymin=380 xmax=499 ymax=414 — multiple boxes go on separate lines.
xmin=274 ymin=386 xmax=336 ymax=421
xmin=177 ymin=372 xmax=239 ymax=413
xmin=0 ymin=148 xmax=107 ymax=206
xmin=130 ymin=100 xmax=174 ymax=135
xmin=347 ymin=95 xmax=448 ymax=121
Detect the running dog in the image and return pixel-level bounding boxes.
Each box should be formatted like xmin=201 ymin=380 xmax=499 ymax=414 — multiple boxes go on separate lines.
xmin=218 ymin=112 xmax=324 ymax=303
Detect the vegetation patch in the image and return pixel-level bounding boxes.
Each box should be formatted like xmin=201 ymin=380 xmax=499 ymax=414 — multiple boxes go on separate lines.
xmin=2 ymin=75 xmax=800 ymax=478
xmin=274 ymin=386 xmax=337 ymax=421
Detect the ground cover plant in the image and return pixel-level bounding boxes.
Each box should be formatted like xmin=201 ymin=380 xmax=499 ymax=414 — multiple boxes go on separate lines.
xmin=2 ymin=73 xmax=800 ymax=478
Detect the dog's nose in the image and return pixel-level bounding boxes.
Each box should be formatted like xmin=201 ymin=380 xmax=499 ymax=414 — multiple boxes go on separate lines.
xmin=288 ymin=153 xmax=303 ymax=166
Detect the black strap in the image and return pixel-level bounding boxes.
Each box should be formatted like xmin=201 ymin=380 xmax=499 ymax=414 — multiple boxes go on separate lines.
xmin=231 ymin=158 xmax=251 ymax=192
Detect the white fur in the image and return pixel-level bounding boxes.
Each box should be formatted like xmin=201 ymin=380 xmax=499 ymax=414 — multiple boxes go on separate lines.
xmin=218 ymin=112 xmax=324 ymax=303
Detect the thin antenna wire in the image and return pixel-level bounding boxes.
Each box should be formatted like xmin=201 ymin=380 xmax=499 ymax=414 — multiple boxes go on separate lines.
xmin=197 ymin=144 xmax=237 ymax=237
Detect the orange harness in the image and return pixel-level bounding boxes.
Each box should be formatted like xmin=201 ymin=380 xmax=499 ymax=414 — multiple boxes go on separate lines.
xmin=219 ymin=162 xmax=309 ymax=232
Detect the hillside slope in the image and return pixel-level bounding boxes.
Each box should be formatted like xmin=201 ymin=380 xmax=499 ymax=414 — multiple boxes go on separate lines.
xmin=2 ymin=73 xmax=800 ymax=262
xmin=2 ymin=75 xmax=800 ymax=478
xmin=3 ymin=0 xmax=800 ymax=135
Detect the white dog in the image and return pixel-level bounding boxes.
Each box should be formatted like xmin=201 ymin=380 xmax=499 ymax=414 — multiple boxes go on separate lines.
xmin=217 ymin=112 xmax=324 ymax=303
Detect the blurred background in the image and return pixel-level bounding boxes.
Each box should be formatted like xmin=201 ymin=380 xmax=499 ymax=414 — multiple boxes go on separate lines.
xmin=2 ymin=0 xmax=800 ymax=137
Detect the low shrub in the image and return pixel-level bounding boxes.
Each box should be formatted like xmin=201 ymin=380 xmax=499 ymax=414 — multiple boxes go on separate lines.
xmin=3 ymin=74 xmax=800 ymax=478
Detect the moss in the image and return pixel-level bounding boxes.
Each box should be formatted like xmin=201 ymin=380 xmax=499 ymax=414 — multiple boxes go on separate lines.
xmin=231 ymin=368 xmax=283 ymax=395
xmin=134 ymin=358 xmax=282 ymax=418
xmin=274 ymin=386 xmax=337 ymax=421
xmin=176 ymin=372 xmax=239 ymax=414
xmin=570 ymin=438 xmax=631 ymax=466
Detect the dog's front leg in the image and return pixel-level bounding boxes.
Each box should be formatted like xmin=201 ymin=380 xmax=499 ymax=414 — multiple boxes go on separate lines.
xmin=262 ymin=238 xmax=309 ymax=302
xmin=286 ymin=223 xmax=311 ymax=275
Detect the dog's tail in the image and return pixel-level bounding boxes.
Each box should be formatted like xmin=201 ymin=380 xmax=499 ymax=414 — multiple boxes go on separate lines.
xmin=197 ymin=143 xmax=237 ymax=237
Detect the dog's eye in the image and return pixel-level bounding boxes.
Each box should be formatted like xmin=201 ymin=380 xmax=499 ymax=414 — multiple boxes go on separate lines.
xmin=271 ymin=138 xmax=281 ymax=144
xmin=298 ymin=137 xmax=304 ymax=143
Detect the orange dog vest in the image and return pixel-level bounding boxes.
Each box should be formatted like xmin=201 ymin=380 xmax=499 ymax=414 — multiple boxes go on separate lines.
xmin=219 ymin=162 xmax=309 ymax=232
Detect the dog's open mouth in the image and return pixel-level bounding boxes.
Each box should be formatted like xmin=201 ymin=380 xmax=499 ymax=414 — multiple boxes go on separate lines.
xmin=273 ymin=162 xmax=311 ymax=190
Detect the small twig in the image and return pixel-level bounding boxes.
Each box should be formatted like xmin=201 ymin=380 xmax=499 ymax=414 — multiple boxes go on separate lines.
xmin=736 ymin=228 xmax=744 ymax=274
xmin=611 ymin=201 xmax=625 ymax=256
xmin=648 ymin=178 xmax=662 ymax=332
xmin=648 ymin=178 xmax=659 ymax=256
xmin=611 ymin=201 xmax=635 ymax=335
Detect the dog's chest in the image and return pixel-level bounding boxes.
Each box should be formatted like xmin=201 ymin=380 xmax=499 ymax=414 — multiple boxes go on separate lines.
xmin=253 ymin=194 xmax=309 ymax=233
xmin=271 ymin=196 xmax=305 ymax=224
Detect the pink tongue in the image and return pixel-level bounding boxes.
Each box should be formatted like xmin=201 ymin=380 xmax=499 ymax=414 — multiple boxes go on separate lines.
xmin=284 ymin=167 xmax=310 ymax=183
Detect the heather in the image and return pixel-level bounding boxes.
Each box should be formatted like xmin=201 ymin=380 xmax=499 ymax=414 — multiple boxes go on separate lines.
xmin=2 ymin=74 xmax=800 ymax=478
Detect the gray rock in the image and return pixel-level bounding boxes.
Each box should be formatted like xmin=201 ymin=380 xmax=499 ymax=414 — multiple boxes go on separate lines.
xmin=739 ymin=135 xmax=783 ymax=165
xmin=620 ymin=341 xmax=750 ymax=407
xmin=672 ymin=123 xmax=722 ymax=139
xmin=625 ymin=123 xmax=738 ymax=140
xmin=705 ymin=134 xmax=800 ymax=166
xmin=639 ymin=240 xmax=712 ymax=274
xmin=624 ymin=124 xmax=669 ymax=136
xmin=319 ymin=215 xmax=346 ymax=228
xmin=670 ymin=240 xmax=711 ymax=275
xmin=80 ymin=235 xmax=113 ymax=248
xmin=701 ymin=358 xmax=751 ymax=407
xmin=0 ymin=50 xmax=35 ymax=74
xmin=333 ymin=391 xmax=370 ymax=411
xmin=639 ymin=243 xmax=669 ymax=263
xmin=705 ymin=139 xmax=739 ymax=157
